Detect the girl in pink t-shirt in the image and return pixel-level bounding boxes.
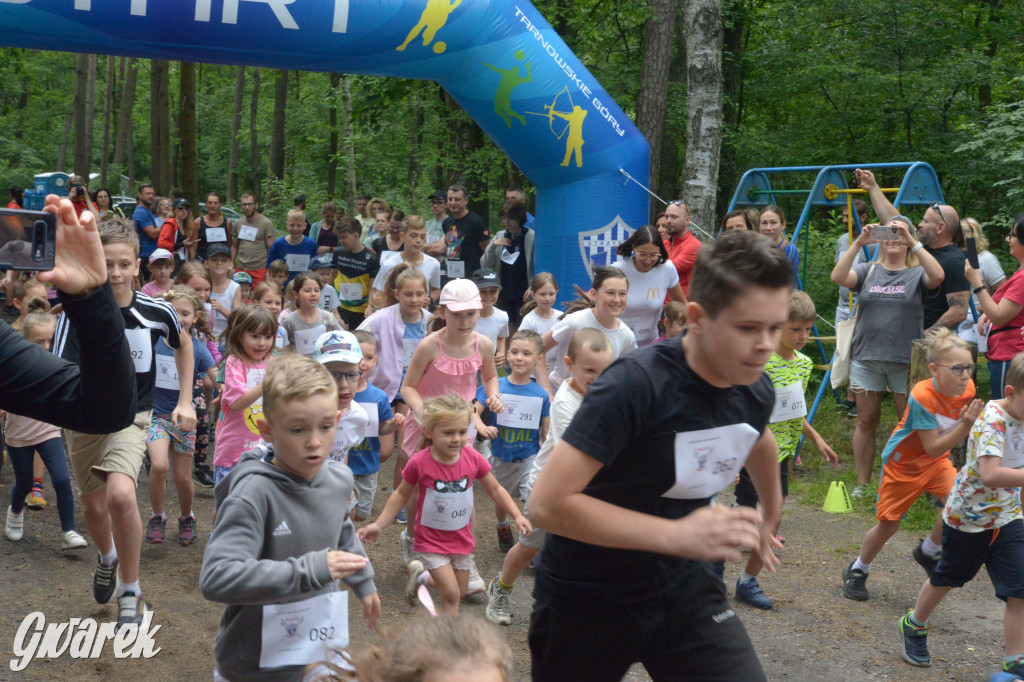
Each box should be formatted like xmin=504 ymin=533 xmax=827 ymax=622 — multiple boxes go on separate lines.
xmin=359 ymin=395 xmax=529 ymax=614
xmin=212 ymin=305 xmax=277 ymax=483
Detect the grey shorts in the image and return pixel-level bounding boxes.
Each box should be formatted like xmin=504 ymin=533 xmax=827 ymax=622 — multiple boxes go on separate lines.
xmin=352 ymin=472 xmax=378 ymax=519
xmin=489 ymin=455 xmax=535 ymax=502
xmin=518 ymin=499 xmax=547 ymax=550
xmin=850 ymin=358 xmax=909 ymax=395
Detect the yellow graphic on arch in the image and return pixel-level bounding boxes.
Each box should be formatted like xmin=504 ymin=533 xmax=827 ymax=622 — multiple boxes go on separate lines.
xmin=525 ymin=86 xmax=586 ymax=168
xmin=396 ymin=0 xmax=462 ymax=55
xmin=482 ymin=51 xmax=532 ymax=127
xmin=244 ymin=402 xmax=264 ymax=436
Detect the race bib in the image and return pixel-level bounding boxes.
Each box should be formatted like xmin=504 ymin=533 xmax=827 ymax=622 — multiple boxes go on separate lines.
xmin=500 ymin=249 xmax=520 ymax=265
xmin=338 ymin=282 xmax=364 ymax=301
xmin=293 ymin=325 xmax=326 ymax=356
xmin=238 ymin=224 xmax=259 ymax=241
xmin=496 ymin=394 xmax=542 ymax=430
xmin=769 ymin=382 xmax=807 ymax=423
xmin=286 ymin=253 xmax=311 ymax=272
xmin=260 ymin=591 xmax=348 ymax=669
xmin=935 ymin=414 xmax=958 ymax=436
xmin=125 ymin=328 xmax=152 ymax=373
xmin=359 ymin=402 xmax=379 ymax=438
xmin=247 ymin=366 xmax=265 ymax=416
xmin=403 ymin=337 xmax=418 ymax=370
xmin=421 ymin=486 xmax=473 ymax=531
xmin=662 ymin=423 xmax=760 ymax=500
xmin=205 ymin=227 xmax=227 ymax=243
xmin=446 ymin=260 xmax=465 ymax=278
xmin=155 ymin=354 xmax=179 ymax=390
xmin=276 ymin=327 xmax=289 ymax=349
xmin=1003 ymin=424 xmax=1024 ymax=469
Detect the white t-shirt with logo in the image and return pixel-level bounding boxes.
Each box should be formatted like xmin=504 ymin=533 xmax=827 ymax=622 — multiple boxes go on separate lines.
xmin=614 ymin=258 xmax=679 ymax=347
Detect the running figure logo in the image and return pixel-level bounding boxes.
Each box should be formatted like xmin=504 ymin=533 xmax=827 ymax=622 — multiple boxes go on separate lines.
xmin=482 ymin=51 xmax=532 ymax=127
xmin=526 ymin=86 xmax=587 ymax=167
xmin=396 ymin=0 xmax=461 ymax=54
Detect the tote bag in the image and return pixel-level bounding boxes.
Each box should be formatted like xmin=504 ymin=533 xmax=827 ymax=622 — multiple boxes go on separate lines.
xmin=831 ymin=263 xmax=875 ymax=389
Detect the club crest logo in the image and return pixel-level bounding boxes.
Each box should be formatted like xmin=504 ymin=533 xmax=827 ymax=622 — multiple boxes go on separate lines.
xmin=434 ymin=499 xmax=447 ymax=514
xmin=281 ymin=616 xmax=303 ymax=639
xmin=694 ymin=446 xmax=713 ymax=472
xmin=578 ymin=216 xmax=635 ymax=279
xmin=779 ymin=396 xmax=788 ymax=408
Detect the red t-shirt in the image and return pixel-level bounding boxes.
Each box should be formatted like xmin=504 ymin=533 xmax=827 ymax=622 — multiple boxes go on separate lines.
xmin=6 ymin=201 xmax=20 ymax=209
xmin=665 ymin=231 xmax=701 ymax=295
xmin=987 ymin=268 xmax=1024 ymax=361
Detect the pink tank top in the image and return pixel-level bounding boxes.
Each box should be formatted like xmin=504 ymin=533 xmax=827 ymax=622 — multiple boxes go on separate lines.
xmin=403 ymin=331 xmax=483 ymax=453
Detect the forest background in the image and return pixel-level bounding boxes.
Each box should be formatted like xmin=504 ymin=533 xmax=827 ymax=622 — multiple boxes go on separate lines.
xmin=0 ymin=0 xmax=1022 ymax=320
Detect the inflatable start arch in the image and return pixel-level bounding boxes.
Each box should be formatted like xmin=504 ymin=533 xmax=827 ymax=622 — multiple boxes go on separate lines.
xmin=0 ymin=0 xmax=651 ymax=293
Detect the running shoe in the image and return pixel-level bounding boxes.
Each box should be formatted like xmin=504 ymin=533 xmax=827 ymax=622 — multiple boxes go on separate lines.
xmin=405 ymin=560 xmax=425 ymax=606
xmin=735 ymin=576 xmax=773 ymax=609
xmin=396 ymin=507 xmax=407 ymax=524
xmin=467 ymin=556 xmax=486 ymax=595
xmin=146 ymin=515 xmax=166 ymax=544
xmin=400 ymin=529 xmax=417 ymax=565
xmin=25 ymin=487 xmax=46 ymax=510
xmin=842 ymin=561 xmax=869 ymax=601
xmin=485 ymin=577 xmax=513 ymax=626
xmin=5 ymin=506 xmax=23 ymax=541
xmin=497 ymin=522 xmax=514 ymax=553
xmin=93 ymin=555 xmax=119 ymax=604
xmin=117 ymin=592 xmax=149 ymax=630
xmin=912 ymin=539 xmax=941 ymax=577
xmin=1003 ymin=656 xmax=1024 ymax=678
xmin=192 ymin=465 xmax=215 ymax=488
xmin=898 ymin=611 xmax=930 ymax=667
xmin=178 ymin=515 xmax=197 ymax=546
xmin=61 ymin=530 xmax=87 ymax=550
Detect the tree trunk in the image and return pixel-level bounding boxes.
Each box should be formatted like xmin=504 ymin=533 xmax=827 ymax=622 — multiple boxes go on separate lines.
xmin=179 ymin=62 xmax=199 ymax=208
xmin=113 ymin=58 xmax=138 ymax=171
xmin=100 ymin=56 xmax=115 ymax=187
xmin=342 ymin=77 xmax=357 ymax=214
xmin=73 ymin=54 xmax=91 ymax=179
xmin=717 ymin=0 xmax=749 ymax=220
xmin=269 ymin=69 xmax=289 ymax=191
xmin=150 ymin=59 xmax=171 ymax=192
xmin=249 ymin=68 xmax=262 ymax=203
xmin=326 ymin=73 xmax=340 ymax=200
xmin=227 ymin=66 xmax=245 ymax=202
xmin=84 ymin=55 xmax=97 ymax=174
xmin=636 ymin=0 xmax=678 ymax=194
xmin=682 ymin=0 xmax=724 ymax=238
xmin=408 ymin=87 xmax=423 ymax=195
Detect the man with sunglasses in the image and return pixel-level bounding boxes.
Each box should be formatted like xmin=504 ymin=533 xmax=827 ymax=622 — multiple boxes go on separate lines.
xmin=231 ymin=193 xmax=275 ymax=286
xmin=663 ymin=200 xmax=702 ymax=296
xmin=856 ymin=169 xmax=969 ymax=333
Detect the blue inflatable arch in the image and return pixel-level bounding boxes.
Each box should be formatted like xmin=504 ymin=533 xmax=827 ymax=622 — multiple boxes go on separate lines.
xmin=0 ymin=0 xmax=651 ymax=293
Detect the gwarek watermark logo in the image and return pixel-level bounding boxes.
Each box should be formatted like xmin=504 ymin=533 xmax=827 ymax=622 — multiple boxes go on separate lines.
xmin=9 ymin=611 xmax=161 ymax=671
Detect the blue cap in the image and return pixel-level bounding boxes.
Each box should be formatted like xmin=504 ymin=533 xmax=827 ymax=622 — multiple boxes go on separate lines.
xmin=310 ymin=254 xmax=333 ymax=270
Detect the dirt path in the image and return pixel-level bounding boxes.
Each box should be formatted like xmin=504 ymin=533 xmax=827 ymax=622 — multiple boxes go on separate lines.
xmin=0 ymin=459 xmax=1009 ymax=681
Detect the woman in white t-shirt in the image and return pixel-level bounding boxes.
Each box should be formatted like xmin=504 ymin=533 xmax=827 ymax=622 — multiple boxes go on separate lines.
xmin=541 ymin=266 xmax=637 ymax=390
xmin=957 ymin=217 xmax=1007 ymax=344
xmin=613 ymin=224 xmax=686 ymax=347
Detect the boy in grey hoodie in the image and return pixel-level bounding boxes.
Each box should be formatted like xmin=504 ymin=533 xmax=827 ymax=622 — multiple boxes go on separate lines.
xmin=200 ymin=353 xmax=380 ymax=682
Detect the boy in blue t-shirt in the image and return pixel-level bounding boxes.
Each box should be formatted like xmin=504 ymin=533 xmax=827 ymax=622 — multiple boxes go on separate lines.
xmin=266 ymin=208 xmax=317 ymax=283
xmin=349 ymin=330 xmax=405 ymax=521
xmin=474 ymin=329 xmax=551 ymax=552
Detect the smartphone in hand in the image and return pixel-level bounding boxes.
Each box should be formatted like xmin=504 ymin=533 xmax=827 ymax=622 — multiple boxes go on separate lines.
xmin=966 ymin=237 xmax=980 ymax=269
xmin=0 ymin=209 xmax=56 ymax=271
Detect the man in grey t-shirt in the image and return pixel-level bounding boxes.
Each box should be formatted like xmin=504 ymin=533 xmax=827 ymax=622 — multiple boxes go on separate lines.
xmin=231 ymin=193 xmax=276 ymax=286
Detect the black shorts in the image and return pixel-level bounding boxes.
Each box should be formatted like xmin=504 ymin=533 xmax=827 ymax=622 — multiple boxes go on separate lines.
xmin=336 ymin=306 xmax=365 ymax=332
xmin=930 ymin=519 xmax=1024 ymax=601
xmin=529 ymin=561 xmax=765 ymax=681
xmin=734 ymin=457 xmax=789 ymax=508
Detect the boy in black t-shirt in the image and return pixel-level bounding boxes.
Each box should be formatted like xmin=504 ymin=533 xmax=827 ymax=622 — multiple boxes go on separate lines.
xmin=528 ymin=229 xmax=792 ymax=681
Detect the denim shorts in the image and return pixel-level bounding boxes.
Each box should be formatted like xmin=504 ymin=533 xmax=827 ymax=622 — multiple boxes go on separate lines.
xmin=213 ymin=464 xmax=235 ymax=485
xmin=850 ymin=358 xmax=909 ymax=394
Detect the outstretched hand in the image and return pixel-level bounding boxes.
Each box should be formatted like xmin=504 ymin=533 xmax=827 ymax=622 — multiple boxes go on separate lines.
xmin=960 ymin=399 xmax=984 ymax=425
xmin=854 ymin=168 xmax=878 ymax=191
xmin=36 ymin=195 xmax=109 ymax=296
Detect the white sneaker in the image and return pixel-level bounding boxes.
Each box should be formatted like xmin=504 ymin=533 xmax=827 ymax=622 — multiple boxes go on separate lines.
xmin=5 ymin=506 xmax=24 ymax=541
xmin=400 ymin=529 xmax=419 ymax=565
xmin=466 ymin=554 xmax=486 ymax=595
xmin=61 ymin=530 xmax=88 ymax=550
xmin=851 ymin=485 xmax=868 ymax=499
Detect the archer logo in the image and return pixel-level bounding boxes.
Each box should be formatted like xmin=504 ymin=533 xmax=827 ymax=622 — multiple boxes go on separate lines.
xmin=578 ymin=216 xmax=635 ymax=278
xmin=10 ymin=611 xmax=161 ymax=672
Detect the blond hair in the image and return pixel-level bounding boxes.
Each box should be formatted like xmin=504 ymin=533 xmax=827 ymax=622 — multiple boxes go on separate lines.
xmin=401 ymin=214 xmax=426 ymax=233
xmin=98 ymin=216 xmax=141 ymax=257
xmin=788 ymin=289 xmax=816 ymax=323
xmin=1005 ymin=352 xmax=1024 ymax=393
xmin=20 ymin=296 xmax=55 ymax=337
xmin=415 ymin=394 xmax=473 ymax=447
xmin=961 ymin=217 xmax=989 ymax=252
xmin=567 ymin=327 xmax=611 ymax=361
xmin=925 ymin=327 xmax=972 ymax=364
xmin=262 ymin=353 xmax=337 ymax=422
xmin=287 ymin=208 xmax=306 ymax=224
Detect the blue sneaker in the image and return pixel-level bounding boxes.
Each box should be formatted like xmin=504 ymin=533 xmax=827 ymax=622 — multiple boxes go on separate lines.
xmin=735 ymin=576 xmax=773 ymax=609
xmin=898 ymin=611 xmax=930 ymax=667
xmin=396 ymin=507 xmax=407 ymax=524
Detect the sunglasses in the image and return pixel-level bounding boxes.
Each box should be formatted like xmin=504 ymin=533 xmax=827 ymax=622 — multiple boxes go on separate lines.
xmin=930 ymin=203 xmax=953 ymax=229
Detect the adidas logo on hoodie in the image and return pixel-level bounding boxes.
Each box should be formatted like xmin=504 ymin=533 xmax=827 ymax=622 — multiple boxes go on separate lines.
xmin=272 ymin=521 xmax=291 ymax=536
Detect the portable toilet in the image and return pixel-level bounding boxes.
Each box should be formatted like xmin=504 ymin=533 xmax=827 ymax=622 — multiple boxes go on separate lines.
xmin=34 ymin=172 xmax=70 ymax=197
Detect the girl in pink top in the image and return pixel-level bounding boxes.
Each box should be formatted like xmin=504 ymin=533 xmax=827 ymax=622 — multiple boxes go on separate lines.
xmin=212 ymin=305 xmax=277 ymax=483
xmin=359 ymin=395 xmax=529 ymax=614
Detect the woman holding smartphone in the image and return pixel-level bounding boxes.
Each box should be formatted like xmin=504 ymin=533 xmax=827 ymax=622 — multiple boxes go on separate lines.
xmin=831 ymin=215 xmax=944 ymax=494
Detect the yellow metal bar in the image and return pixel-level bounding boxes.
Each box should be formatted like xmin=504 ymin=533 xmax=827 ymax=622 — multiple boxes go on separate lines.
xmin=832 ymin=187 xmax=900 ymax=194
